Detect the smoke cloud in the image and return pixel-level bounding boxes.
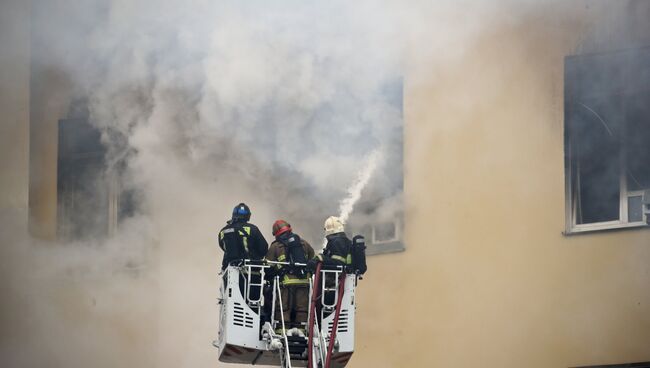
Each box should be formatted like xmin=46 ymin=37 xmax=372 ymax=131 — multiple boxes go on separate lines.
xmin=5 ymin=0 xmax=410 ymax=366
xmin=69 ymin=0 xmax=407 ymax=241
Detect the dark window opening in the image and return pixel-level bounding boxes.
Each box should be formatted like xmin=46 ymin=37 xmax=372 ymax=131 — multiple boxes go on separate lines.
xmin=57 ymin=118 xmax=108 ymax=240
xmin=57 ymin=118 xmax=134 ymax=241
xmin=565 ymin=46 xmax=650 ymax=232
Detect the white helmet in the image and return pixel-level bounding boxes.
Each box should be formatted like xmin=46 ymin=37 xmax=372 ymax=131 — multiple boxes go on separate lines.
xmin=324 ymin=216 xmax=344 ymax=236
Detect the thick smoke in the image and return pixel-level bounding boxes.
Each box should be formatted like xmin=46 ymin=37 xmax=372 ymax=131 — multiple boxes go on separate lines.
xmin=54 ymin=0 xmax=407 ymax=242
xmin=5 ymin=0 xmax=409 ymax=367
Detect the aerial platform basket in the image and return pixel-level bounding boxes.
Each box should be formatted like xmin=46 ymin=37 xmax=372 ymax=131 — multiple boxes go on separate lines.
xmin=214 ymin=260 xmax=357 ymax=367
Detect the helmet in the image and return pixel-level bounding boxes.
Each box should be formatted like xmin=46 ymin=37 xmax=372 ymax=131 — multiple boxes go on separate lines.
xmin=272 ymin=219 xmax=292 ymax=237
xmin=231 ymin=203 xmax=251 ymax=222
xmin=323 ymin=216 xmax=344 ymax=236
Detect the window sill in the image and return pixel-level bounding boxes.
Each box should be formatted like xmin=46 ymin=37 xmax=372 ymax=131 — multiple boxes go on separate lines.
xmin=564 ymin=221 xmax=649 ymax=236
xmin=366 ymin=241 xmax=405 ymax=256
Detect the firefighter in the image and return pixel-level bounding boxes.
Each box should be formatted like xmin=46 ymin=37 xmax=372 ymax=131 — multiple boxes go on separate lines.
xmin=305 ymin=215 xmax=354 ymax=315
xmin=266 ymin=219 xmax=315 ymax=335
xmin=218 ymin=203 xmax=269 ymax=300
xmin=307 ymin=216 xmax=352 ymax=270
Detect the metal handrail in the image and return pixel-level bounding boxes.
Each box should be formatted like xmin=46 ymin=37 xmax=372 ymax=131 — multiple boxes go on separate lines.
xmin=320 ymin=269 xmax=343 ymax=309
xmin=241 ymin=262 xmax=269 ymax=306
xmin=270 ymin=276 xmax=278 ymax=329
xmin=265 ymin=260 xmax=308 ymax=267
xmin=275 ymin=275 xmax=293 ymax=368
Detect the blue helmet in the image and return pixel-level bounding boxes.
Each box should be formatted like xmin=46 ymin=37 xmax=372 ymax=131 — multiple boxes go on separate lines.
xmin=232 ymin=203 xmax=251 ymax=222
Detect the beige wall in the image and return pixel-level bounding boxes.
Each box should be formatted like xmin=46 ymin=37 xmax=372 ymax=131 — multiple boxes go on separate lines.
xmin=0 ymin=0 xmax=73 ymax=240
xmin=353 ymin=2 xmax=650 ymax=367
xmin=0 ymin=0 xmax=30 ymax=230
xmin=28 ymin=65 xmax=73 ymax=240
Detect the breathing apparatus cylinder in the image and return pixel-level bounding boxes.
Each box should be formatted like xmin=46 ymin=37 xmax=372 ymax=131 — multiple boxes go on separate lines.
xmin=351 ymin=235 xmax=367 ymax=275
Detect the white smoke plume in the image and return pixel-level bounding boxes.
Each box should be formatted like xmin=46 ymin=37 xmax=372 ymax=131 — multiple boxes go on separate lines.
xmin=338 ymin=149 xmax=383 ymax=225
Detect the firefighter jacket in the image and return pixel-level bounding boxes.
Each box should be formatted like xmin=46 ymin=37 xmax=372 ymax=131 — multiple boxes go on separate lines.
xmin=218 ymin=220 xmax=269 ymax=270
xmin=318 ymin=232 xmax=352 ymax=266
xmin=266 ymin=232 xmax=315 ymax=286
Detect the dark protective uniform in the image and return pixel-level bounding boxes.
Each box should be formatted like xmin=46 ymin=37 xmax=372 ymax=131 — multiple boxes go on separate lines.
xmin=218 ymin=220 xmax=268 ymax=270
xmin=310 ymin=232 xmax=353 ymax=309
xmin=315 ymin=232 xmax=353 ymax=267
xmin=266 ymin=232 xmax=315 ymax=330
xmin=219 ymin=220 xmax=268 ymax=301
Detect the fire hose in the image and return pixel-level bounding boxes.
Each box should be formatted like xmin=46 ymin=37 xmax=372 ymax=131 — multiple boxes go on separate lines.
xmin=324 ymin=272 xmax=346 ymax=368
xmin=307 ymin=263 xmax=347 ymax=368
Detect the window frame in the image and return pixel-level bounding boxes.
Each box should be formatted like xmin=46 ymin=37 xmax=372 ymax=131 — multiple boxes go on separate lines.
xmin=371 ymin=220 xmax=400 ymax=245
xmin=349 ymin=216 xmax=405 ymax=256
xmin=57 ymin=118 xmax=130 ymax=240
xmin=563 ymin=48 xmax=650 ymax=235
xmin=565 ymin=135 xmax=648 ymax=234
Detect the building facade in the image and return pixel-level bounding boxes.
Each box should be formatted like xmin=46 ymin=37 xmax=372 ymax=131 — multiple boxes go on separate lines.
xmin=356 ymin=1 xmax=650 ymax=367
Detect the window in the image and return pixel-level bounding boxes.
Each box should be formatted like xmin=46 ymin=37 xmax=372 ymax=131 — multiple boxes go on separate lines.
xmin=565 ymin=47 xmax=650 ymax=233
xmin=349 ymin=217 xmax=403 ymax=256
xmin=57 ymin=118 xmax=109 ymax=240
xmin=368 ymin=220 xmax=403 ymax=255
xmin=373 ymin=221 xmax=398 ymax=243
xmin=57 ymin=118 xmax=134 ymax=240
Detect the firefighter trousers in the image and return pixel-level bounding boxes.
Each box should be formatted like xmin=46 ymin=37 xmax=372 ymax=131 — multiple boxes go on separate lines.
xmin=277 ymin=284 xmax=309 ymax=329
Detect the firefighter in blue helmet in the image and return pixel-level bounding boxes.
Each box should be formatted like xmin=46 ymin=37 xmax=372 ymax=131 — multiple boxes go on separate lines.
xmin=218 ymin=203 xmax=269 ymax=301
xmin=218 ymin=203 xmax=269 ymax=270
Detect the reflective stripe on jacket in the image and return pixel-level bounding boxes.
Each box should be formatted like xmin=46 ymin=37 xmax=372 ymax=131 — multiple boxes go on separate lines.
xmin=218 ymin=221 xmax=269 ymax=270
xmin=319 ymin=232 xmax=353 ymax=266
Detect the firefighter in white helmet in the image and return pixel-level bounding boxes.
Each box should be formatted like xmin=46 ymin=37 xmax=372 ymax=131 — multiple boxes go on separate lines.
xmin=307 ymin=216 xmax=353 ymax=271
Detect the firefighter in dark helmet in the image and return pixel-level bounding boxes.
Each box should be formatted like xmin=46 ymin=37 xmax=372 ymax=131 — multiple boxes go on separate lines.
xmin=218 ymin=203 xmax=268 ymax=269
xmin=218 ymin=203 xmax=268 ymax=300
xmin=266 ymin=219 xmax=315 ymax=336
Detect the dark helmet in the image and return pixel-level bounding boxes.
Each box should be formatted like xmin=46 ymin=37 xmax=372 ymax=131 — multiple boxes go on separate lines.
xmin=231 ymin=203 xmax=251 ymax=222
xmin=272 ymin=219 xmax=292 ymax=237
